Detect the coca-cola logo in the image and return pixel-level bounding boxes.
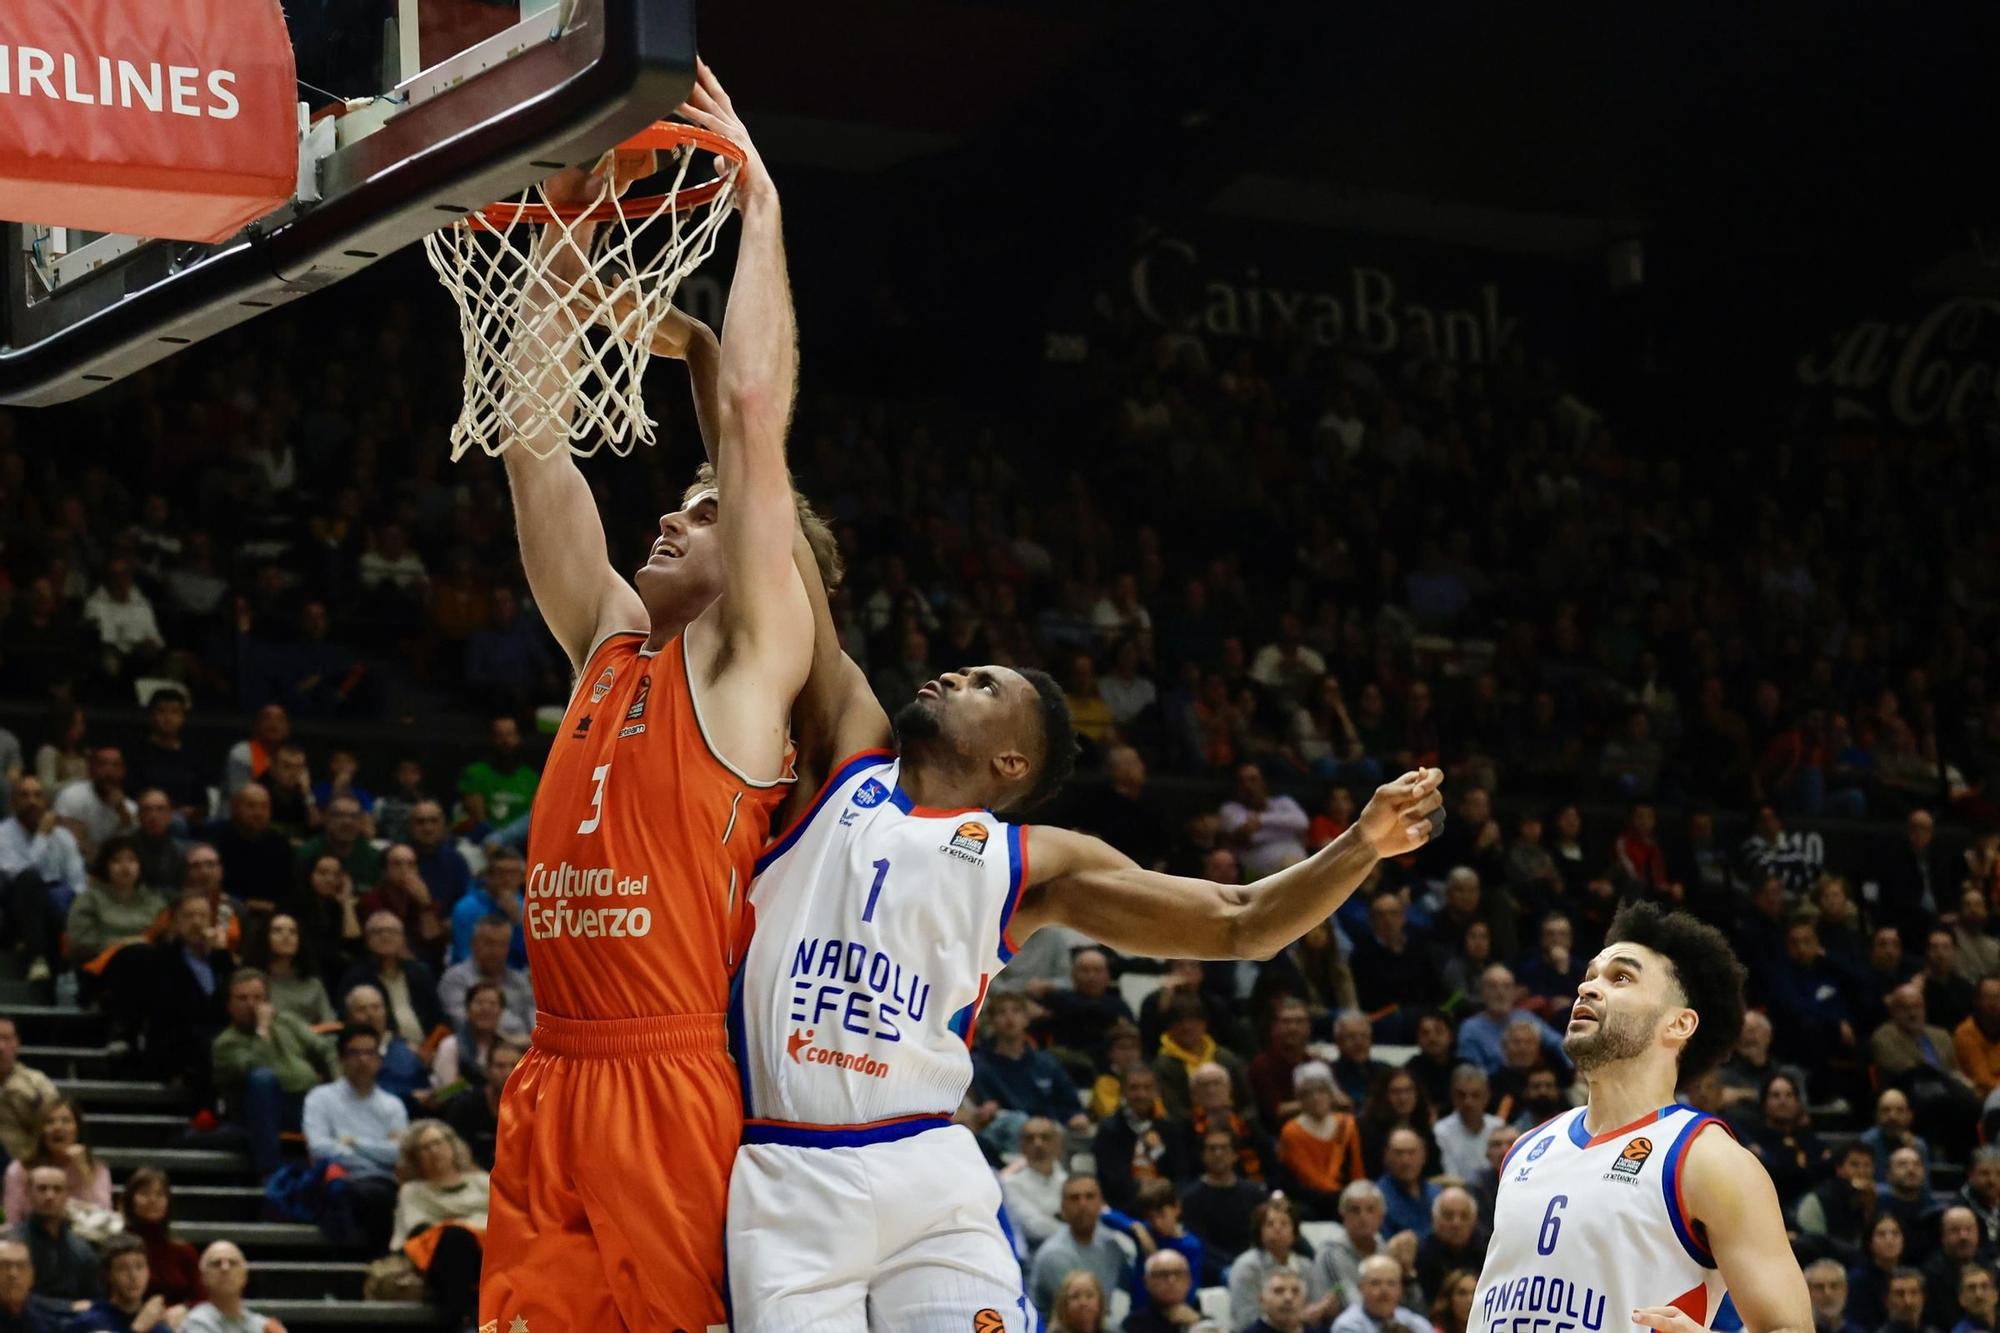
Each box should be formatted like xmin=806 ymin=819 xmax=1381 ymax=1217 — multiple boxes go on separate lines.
xmin=1796 ymin=296 xmax=2000 ymax=427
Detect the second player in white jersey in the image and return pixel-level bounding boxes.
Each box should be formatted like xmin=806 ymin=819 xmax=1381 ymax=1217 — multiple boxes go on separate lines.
xmin=729 ymin=748 xmax=1035 ymax=1333
xmin=735 ymin=749 xmax=1025 ymax=1133
xmin=1476 ymin=1104 xmax=1731 ymax=1333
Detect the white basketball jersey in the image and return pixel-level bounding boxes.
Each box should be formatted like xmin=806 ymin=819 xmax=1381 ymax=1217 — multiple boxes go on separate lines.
xmin=1474 ymin=1105 xmax=1733 ymax=1333
xmin=732 ymin=751 xmax=1026 ymax=1134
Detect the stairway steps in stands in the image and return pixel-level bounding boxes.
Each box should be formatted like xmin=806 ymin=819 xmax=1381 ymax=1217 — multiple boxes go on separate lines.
xmin=169 ymin=1184 xmax=269 ymax=1222
xmin=8 ymin=1003 xmax=107 ymax=1045
xmin=99 ymin=1145 xmax=250 ymax=1179
xmin=56 ymin=1078 xmax=190 ymax=1110
xmin=86 ymin=1111 xmax=192 ymax=1148
xmin=247 ymin=1260 xmax=373 ymax=1301
xmin=257 ymin=1299 xmax=440 ymax=1328
xmin=20 ymin=1043 xmax=118 ymax=1079
xmin=178 ymin=1220 xmax=345 ymax=1251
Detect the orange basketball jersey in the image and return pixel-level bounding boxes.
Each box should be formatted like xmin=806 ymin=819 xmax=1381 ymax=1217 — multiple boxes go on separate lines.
xmin=525 ymin=630 xmax=790 ymax=1020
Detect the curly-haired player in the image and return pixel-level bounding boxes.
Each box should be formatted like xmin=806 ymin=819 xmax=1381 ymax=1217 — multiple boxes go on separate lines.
xmin=1471 ymin=902 xmax=1810 ymax=1333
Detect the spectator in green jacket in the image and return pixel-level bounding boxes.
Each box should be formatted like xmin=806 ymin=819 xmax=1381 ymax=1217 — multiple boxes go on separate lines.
xmin=210 ymin=968 xmax=336 ymax=1179
xmin=66 ymin=837 xmax=167 ymax=971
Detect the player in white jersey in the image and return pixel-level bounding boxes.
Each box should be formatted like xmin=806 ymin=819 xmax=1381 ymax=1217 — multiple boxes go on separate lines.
xmin=726 ymin=543 xmax=1446 ymax=1331
xmin=1472 ymin=902 xmax=1810 ymax=1333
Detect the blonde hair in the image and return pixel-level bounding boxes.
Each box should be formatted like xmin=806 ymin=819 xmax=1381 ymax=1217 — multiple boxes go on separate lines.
xmin=683 ymin=462 xmax=844 ymax=591
xmin=395 ymin=1119 xmax=475 ymax=1184
xmin=1050 ymin=1268 xmax=1108 ymax=1333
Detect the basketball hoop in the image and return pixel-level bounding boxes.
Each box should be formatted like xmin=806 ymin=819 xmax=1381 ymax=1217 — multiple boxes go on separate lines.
xmin=422 ymin=121 xmax=745 ymax=460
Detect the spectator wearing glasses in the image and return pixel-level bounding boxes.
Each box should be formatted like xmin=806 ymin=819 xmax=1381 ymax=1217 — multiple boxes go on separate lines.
xmin=357 ymin=852 xmax=448 ymax=972
xmin=336 ymin=913 xmax=445 ymax=1049
xmin=437 ymin=917 xmax=533 ymax=1033
xmin=303 ymin=1025 xmax=407 ymax=1251
xmin=391 ymin=1120 xmax=489 ymax=1333
xmin=0 ymin=1237 xmax=72 ymax=1332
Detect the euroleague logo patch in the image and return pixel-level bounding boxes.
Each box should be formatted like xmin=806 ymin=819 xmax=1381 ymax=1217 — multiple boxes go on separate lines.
xmin=950 ymin=821 xmax=990 ymax=855
xmin=589 ymin=666 xmax=615 ymax=702
xmin=1611 ymin=1136 xmax=1653 ymax=1176
xmin=972 ymin=1311 xmax=1006 ymax=1333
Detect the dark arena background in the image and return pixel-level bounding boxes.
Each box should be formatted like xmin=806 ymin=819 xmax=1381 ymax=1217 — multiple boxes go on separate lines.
xmin=3 ymin=3 xmax=2000 ymax=1330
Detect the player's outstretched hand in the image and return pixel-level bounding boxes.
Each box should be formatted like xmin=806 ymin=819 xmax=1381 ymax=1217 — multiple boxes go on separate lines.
xmin=1632 ymin=1307 xmax=1707 ymax=1333
xmin=1354 ymin=767 xmax=1445 ymax=859
xmin=676 ymin=59 xmax=774 ymax=213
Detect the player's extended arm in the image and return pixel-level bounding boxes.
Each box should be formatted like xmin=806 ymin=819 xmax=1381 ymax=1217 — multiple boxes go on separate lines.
xmin=677 ymin=64 xmax=813 ymax=685
xmin=1010 ymin=769 xmax=1443 ymax=960
xmin=1634 ymin=1129 xmax=1812 ymax=1333
xmin=654 ymin=306 xmax=889 ymax=797
xmin=501 ymin=161 xmax=648 ymax=671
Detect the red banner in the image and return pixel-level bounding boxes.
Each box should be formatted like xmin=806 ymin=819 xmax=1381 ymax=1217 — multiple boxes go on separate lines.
xmin=0 ymin=0 xmax=297 ymax=244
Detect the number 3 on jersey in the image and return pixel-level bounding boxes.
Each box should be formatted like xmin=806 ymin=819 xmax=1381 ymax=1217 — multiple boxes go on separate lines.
xmin=578 ymin=763 xmax=610 ymax=835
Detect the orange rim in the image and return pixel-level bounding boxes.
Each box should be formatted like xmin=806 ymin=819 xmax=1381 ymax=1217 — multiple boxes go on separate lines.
xmin=466 ymin=122 xmax=744 ymax=230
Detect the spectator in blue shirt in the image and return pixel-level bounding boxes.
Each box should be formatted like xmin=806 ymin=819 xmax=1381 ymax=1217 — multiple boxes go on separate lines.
xmin=303 ymin=1024 xmax=408 ymax=1251
xmin=405 ymin=802 xmax=471 ymax=913
xmin=1376 ymin=1127 xmax=1439 ymax=1240
xmin=1766 ymin=916 xmax=1858 ymax=1087
xmin=971 ymin=992 xmax=1085 ymax=1155
xmin=1455 ymin=965 xmax=1566 ymax=1075
xmin=448 ymin=847 xmax=527 ymax=969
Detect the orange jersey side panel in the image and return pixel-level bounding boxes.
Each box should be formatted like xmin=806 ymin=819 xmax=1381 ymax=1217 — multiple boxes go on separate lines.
xmin=525 ymin=631 xmax=788 ymax=1019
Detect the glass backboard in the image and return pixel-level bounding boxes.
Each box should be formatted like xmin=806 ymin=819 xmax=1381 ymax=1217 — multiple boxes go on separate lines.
xmin=0 ymin=0 xmax=694 ymax=406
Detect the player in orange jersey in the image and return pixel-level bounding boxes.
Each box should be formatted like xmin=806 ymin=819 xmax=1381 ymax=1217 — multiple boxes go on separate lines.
xmin=476 ymin=63 xmax=820 ymax=1333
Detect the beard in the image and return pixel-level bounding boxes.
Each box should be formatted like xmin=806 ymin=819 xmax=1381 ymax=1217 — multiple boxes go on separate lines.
xmin=1561 ymin=1001 xmax=1661 ymax=1073
xmin=892 ymin=696 xmax=943 ymax=743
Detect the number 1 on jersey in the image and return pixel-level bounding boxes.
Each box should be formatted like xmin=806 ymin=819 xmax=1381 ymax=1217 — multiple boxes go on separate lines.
xmin=862 ymin=858 xmax=890 ymax=922
xmin=578 ymin=763 xmax=610 ymax=834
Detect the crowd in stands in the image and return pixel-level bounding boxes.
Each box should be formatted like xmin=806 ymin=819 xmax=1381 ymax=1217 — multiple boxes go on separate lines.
xmin=0 ymin=242 xmax=1996 ymax=1331
xmin=0 ymin=703 xmax=523 ymax=1329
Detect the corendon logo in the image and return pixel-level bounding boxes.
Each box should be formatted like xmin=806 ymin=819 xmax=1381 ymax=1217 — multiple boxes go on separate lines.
xmin=785 ymin=1028 xmax=890 ymax=1079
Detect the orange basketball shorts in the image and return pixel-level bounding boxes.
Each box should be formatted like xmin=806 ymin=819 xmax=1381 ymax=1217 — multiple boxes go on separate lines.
xmin=478 ymin=1011 xmax=740 ymax=1333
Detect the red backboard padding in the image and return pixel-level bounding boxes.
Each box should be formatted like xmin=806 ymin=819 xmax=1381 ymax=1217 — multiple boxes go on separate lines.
xmin=0 ymin=0 xmax=297 ymax=244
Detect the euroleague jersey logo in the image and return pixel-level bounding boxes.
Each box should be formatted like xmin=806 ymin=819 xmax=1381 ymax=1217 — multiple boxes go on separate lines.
xmin=589 ymin=666 xmax=615 ymax=702
xmin=619 ymin=675 xmax=651 ymax=738
xmin=944 ymin=821 xmax=989 ymax=862
xmin=853 ymin=778 xmax=889 ymax=808
xmin=1611 ymin=1136 xmax=1653 ymax=1176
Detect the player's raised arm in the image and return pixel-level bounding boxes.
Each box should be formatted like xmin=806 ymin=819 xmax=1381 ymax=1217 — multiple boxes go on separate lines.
xmin=675 ymin=64 xmax=813 ymax=706
xmin=643 ymin=306 xmax=889 ymax=798
xmin=1010 ymin=768 xmax=1444 ymax=959
xmin=1634 ymin=1128 xmax=1812 ymax=1333
xmin=500 ymin=160 xmax=648 ymax=671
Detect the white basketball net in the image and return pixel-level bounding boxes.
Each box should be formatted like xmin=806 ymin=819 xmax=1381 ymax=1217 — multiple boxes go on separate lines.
xmin=422 ymin=144 xmax=738 ymax=460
